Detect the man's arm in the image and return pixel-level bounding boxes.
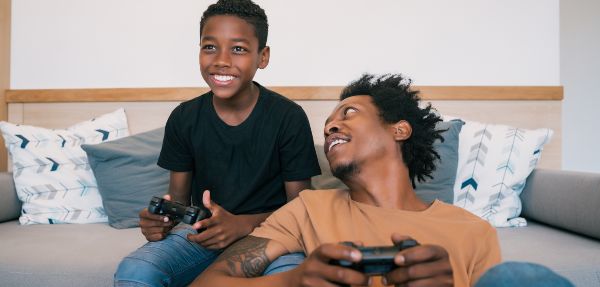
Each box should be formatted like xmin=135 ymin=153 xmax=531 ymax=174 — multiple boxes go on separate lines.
xmin=193 ymin=236 xmax=371 ymax=287
xmin=191 ymin=236 xmax=292 ymax=286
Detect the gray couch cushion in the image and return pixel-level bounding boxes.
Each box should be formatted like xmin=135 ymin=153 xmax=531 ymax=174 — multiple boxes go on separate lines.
xmin=0 ymin=173 xmax=20 ymax=223
xmin=521 ymin=169 xmax=600 ymax=240
xmin=312 ymin=120 xmax=463 ymax=204
xmin=82 ymin=127 xmax=168 ymax=229
xmin=0 ymin=221 xmax=146 ymax=287
xmin=497 ymin=221 xmax=600 ymax=287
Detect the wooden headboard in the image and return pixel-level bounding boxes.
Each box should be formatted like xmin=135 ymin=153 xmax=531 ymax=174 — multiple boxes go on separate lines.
xmin=4 ymin=86 xmax=563 ymax=170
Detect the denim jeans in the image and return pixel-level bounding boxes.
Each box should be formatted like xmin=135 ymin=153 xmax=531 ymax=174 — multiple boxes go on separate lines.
xmin=475 ymin=261 xmax=574 ymax=287
xmin=114 ymin=224 xmax=305 ymax=287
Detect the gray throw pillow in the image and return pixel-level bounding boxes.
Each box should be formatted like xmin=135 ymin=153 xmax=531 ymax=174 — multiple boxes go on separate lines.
xmin=82 ymin=127 xmax=168 ymax=229
xmin=0 ymin=172 xmax=21 ymax=223
xmin=414 ymin=119 xmax=464 ymax=204
xmin=312 ymin=119 xmax=463 ymax=204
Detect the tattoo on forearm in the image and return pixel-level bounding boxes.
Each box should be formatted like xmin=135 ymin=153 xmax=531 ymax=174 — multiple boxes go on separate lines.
xmin=215 ymin=236 xmax=271 ymax=277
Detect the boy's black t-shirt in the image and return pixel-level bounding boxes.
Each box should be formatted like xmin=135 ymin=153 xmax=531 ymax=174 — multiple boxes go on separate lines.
xmin=158 ymin=83 xmax=321 ymax=214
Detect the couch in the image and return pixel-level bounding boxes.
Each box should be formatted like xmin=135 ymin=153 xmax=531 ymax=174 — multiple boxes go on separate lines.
xmin=1 ymin=168 xmax=599 ymax=287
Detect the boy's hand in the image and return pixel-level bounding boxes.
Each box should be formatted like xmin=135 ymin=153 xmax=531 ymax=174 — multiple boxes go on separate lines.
xmin=288 ymin=242 xmax=370 ymax=286
xmin=382 ymin=233 xmax=453 ymax=286
xmin=187 ymin=190 xmax=254 ymax=249
xmin=139 ymin=194 xmax=176 ymax=242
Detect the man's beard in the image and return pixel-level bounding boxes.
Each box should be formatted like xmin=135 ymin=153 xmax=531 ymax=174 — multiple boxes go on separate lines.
xmin=331 ymin=162 xmax=359 ymax=182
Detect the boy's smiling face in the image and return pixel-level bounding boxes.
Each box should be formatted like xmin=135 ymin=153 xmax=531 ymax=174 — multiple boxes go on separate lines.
xmin=199 ymin=15 xmax=270 ymax=101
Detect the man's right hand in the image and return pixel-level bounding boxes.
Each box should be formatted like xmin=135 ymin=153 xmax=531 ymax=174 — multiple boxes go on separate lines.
xmin=139 ymin=194 xmax=176 ymax=241
xmin=289 ymin=243 xmax=371 ymax=286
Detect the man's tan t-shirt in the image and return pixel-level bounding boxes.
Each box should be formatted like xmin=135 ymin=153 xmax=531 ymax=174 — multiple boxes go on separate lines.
xmin=251 ymin=189 xmax=501 ymax=286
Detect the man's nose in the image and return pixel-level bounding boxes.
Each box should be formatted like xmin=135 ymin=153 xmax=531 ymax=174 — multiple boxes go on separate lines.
xmin=324 ymin=121 xmax=340 ymax=136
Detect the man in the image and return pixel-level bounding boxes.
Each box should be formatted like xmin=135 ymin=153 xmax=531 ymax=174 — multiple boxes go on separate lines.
xmin=193 ymin=73 xmax=501 ymax=286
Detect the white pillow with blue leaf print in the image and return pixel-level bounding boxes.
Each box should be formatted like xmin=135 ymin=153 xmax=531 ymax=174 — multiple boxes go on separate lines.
xmin=0 ymin=108 xmax=129 ymax=225
xmin=452 ymin=119 xmax=553 ymax=227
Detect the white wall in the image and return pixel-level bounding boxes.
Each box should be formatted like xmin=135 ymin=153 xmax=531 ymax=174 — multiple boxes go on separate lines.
xmin=561 ymin=0 xmax=600 ymax=173
xmin=17 ymin=1 xmax=597 ymax=171
xmin=11 ymin=0 xmax=559 ymax=88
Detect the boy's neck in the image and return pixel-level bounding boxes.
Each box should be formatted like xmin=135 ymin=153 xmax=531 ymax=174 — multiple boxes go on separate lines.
xmin=212 ymin=82 xmax=260 ymax=126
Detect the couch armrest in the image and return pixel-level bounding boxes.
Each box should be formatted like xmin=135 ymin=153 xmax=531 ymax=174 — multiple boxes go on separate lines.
xmin=0 ymin=172 xmax=21 ymax=223
xmin=521 ymin=169 xmax=600 ymax=240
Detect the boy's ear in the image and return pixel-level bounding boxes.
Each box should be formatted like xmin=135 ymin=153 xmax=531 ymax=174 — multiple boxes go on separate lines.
xmin=392 ymin=120 xmax=412 ymax=141
xmin=258 ymin=46 xmax=270 ymax=69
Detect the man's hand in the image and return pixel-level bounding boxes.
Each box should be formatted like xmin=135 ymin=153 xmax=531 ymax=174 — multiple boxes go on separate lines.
xmin=188 ymin=190 xmax=255 ymax=249
xmin=139 ymin=194 xmax=176 ymax=241
xmin=383 ymin=233 xmax=453 ymax=286
xmin=289 ymin=243 xmax=371 ymax=287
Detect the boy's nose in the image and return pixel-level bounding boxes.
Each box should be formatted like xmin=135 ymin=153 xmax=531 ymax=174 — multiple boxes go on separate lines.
xmin=215 ymin=50 xmax=231 ymax=67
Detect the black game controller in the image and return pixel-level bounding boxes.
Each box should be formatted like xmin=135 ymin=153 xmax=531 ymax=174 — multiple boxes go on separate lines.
xmin=148 ymin=196 xmax=211 ymax=225
xmin=330 ymin=240 xmax=419 ymax=275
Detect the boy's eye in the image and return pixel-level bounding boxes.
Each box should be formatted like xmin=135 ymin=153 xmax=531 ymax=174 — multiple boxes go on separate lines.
xmin=202 ymin=44 xmax=216 ymax=51
xmin=232 ymin=46 xmax=248 ymax=53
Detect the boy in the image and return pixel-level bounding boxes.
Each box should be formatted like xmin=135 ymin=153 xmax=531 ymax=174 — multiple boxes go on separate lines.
xmin=114 ymin=0 xmax=321 ymax=286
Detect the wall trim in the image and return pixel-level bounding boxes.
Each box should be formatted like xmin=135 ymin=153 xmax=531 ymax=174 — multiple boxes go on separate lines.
xmin=6 ymin=86 xmax=564 ymax=103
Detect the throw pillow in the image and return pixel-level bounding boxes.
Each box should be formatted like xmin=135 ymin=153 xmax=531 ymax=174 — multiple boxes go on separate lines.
xmin=82 ymin=127 xmax=168 ymax=229
xmin=0 ymin=108 xmax=129 ymax=224
xmin=312 ymin=119 xmax=464 ymax=204
xmin=453 ymin=119 xmax=553 ymax=227
xmin=414 ymin=119 xmax=464 ymax=204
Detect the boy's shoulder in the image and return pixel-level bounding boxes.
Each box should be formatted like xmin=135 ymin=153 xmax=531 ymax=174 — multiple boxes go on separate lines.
xmin=258 ymin=83 xmax=302 ymax=109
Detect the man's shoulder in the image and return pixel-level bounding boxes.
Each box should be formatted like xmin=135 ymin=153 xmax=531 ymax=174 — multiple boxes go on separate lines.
xmin=297 ymin=189 xmax=348 ymax=205
xmin=431 ymin=201 xmax=495 ymax=229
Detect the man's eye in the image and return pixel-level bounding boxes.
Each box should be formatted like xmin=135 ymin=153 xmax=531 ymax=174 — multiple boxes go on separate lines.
xmin=344 ymin=107 xmax=357 ymax=116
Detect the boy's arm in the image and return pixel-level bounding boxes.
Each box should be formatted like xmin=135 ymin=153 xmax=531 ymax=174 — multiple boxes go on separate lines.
xmin=139 ymin=171 xmax=192 ymax=241
xmin=168 ymin=171 xmax=193 ymax=204
xmin=284 ymin=179 xmax=312 ymax=201
xmin=236 ymin=179 xmax=311 ymax=233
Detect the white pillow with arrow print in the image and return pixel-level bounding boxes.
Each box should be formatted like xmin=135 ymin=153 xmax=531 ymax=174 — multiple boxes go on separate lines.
xmin=0 ymin=108 xmax=129 ymax=225
xmin=452 ymin=119 xmax=553 ymax=227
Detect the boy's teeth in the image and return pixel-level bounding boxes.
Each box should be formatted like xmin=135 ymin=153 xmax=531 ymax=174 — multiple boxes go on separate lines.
xmin=214 ymin=75 xmax=234 ymax=81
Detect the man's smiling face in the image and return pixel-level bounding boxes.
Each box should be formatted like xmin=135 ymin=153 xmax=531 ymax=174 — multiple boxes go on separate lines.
xmin=323 ymin=95 xmax=399 ymax=180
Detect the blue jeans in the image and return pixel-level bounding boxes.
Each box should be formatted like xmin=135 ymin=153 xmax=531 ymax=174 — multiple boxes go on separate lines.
xmin=114 ymin=225 xmax=305 ymax=287
xmin=475 ymin=261 xmax=574 ymax=287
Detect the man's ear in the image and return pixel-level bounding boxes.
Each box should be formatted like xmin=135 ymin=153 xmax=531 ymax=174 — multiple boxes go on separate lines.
xmin=392 ymin=120 xmax=412 ymax=141
xmin=258 ymin=46 xmax=270 ymax=69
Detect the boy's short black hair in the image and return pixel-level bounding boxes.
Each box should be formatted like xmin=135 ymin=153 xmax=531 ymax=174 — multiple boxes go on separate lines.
xmin=340 ymin=73 xmax=444 ymax=187
xmin=200 ymin=0 xmax=269 ymax=50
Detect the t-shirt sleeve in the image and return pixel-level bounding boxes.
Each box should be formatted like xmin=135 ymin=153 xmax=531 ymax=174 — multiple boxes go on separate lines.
xmin=157 ymin=104 xmax=193 ymax=172
xmin=471 ymin=226 xmax=502 ymax=285
xmin=250 ymin=197 xmax=307 ymax=253
xmin=278 ymin=105 xmax=321 ymax=181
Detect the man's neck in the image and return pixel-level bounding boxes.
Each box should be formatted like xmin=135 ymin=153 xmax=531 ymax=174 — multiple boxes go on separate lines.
xmin=345 ymin=159 xmax=429 ymax=211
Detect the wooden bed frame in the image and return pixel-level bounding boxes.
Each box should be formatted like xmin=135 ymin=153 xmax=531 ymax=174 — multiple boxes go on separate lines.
xmin=3 ymin=86 xmax=563 ymax=170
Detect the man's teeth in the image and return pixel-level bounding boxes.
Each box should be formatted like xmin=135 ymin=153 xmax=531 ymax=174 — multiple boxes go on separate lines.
xmin=214 ymin=75 xmax=234 ymax=81
xmin=328 ymin=139 xmax=348 ymax=152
